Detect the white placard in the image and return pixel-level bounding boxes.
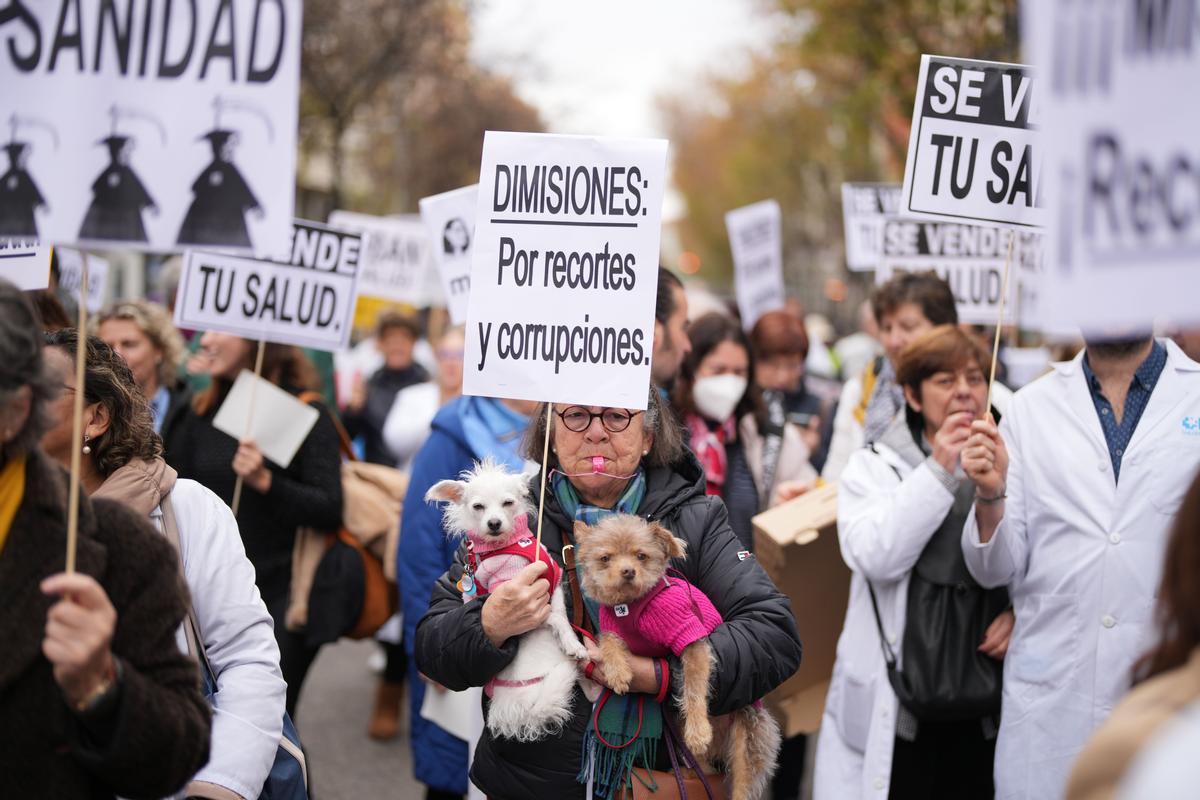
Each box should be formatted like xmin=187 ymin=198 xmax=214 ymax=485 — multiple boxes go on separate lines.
xmin=0 ymin=1 xmax=302 ymax=256
xmin=213 ymin=370 xmax=318 ymax=467
xmin=56 ymin=249 xmax=110 ymax=313
xmin=0 ymin=240 xmax=50 ymax=290
xmin=880 ymin=219 xmax=1030 ymax=324
xmin=1024 ymin=1 xmax=1200 ymax=331
xmin=842 ymin=183 xmax=902 ymax=271
xmin=420 ymin=184 xmax=478 ymax=325
xmin=901 ymin=55 xmax=1041 ymax=229
xmin=174 ymin=219 xmax=361 ymax=351
xmin=463 ymin=131 xmax=668 ymax=409
xmin=327 ymin=211 xmax=434 ymax=305
xmin=725 ymin=199 xmax=786 ymax=330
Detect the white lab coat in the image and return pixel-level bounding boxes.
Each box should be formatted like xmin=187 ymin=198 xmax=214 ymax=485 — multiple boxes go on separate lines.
xmin=812 ymin=433 xmax=961 ymax=800
xmin=155 ymin=480 xmax=286 ymax=800
xmin=962 ymin=340 xmax=1200 ymax=800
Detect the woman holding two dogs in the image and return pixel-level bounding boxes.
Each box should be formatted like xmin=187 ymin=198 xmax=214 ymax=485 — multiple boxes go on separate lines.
xmin=415 ymin=388 xmax=802 ymax=799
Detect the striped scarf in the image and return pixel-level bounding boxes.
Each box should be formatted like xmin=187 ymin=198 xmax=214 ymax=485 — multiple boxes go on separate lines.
xmin=552 ymin=470 xmax=662 ymax=799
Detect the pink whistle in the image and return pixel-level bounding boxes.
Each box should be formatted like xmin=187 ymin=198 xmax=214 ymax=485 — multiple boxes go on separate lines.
xmin=591 ymin=456 xmax=605 ymax=472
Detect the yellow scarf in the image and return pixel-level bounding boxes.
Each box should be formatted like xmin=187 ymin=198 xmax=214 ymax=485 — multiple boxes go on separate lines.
xmin=0 ymin=454 xmax=27 ymax=557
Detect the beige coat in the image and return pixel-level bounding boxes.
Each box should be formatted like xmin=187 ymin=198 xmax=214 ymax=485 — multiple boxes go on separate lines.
xmin=1066 ymin=648 xmax=1200 ymax=800
xmin=738 ymin=414 xmax=818 ymax=506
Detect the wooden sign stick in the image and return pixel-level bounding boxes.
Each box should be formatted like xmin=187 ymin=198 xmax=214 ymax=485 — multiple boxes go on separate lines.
xmin=230 ymin=338 xmax=267 ymax=516
xmin=984 ymin=234 xmax=1016 ymax=419
xmin=535 ymin=402 xmax=553 ymax=552
xmin=65 ymin=253 xmax=89 ymax=574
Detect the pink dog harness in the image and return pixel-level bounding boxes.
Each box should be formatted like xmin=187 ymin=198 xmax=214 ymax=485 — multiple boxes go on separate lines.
xmin=461 ymin=515 xmax=563 ymax=598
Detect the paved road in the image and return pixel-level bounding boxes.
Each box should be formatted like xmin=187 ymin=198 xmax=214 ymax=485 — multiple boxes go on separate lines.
xmin=296 ymin=639 xmax=425 ymax=800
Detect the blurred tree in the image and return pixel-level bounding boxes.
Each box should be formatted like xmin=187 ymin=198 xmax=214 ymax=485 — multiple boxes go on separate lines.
xmin=298 ymin=0 xmax=542 ymax=216
xmin=661 ymin=0 xmax=1018 ymax=325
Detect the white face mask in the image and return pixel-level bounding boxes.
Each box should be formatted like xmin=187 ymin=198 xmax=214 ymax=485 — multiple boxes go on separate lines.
xmin=692 ymin=374 xmax=748 ymax=422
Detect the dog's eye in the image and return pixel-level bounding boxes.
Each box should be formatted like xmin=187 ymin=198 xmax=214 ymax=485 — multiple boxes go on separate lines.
xmin=636 ymin=552 xmax=647 ymax=561
xmin=502 ymin=499 xmax=514 ymax=507
xmin=600 ymin=555 xmax=610 ymax=564
xmin=471 ymin=503 xmax=485 ymax=511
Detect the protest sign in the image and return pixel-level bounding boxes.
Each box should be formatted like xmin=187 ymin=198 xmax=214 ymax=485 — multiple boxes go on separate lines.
xmin=0 ymin=240 xmax=50 ymax=290
xmin=841 ymin=183 xmax=901 ymax=271
xmin=174 ymin=219 xmax=361 ymax=351
xmin=726 ymin=199 xmax=786 ymax=330
xmin=420 ymin=184 xmax=479 ymax=325
xmin=1024 ymin=0 xmax=1200 ymax=330
xmin=879 ymin=219 xmax=1030 ymax=324
xmin=213 ymin=369 xmax=318 ymax=467
xmin=327 ymin=211 xmax=436 ymax=306
xmin=463 ymin=131 xmax=668 ymax=409
xmin=901 ymin=55 xmax=1041 ymax=229
xmin=0 ymin=1 xmax=302 ymax=255
xmin=56 ymin=249 xmax=110 ymax=313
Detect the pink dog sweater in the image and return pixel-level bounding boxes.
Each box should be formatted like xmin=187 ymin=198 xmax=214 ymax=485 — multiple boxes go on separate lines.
xmin=599 ymin=575 xmax=723 ymax=658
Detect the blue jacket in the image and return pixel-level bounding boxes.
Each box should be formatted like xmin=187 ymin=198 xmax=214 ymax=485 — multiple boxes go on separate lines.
xmin=398 ymin=396 xmax=528 ymax=793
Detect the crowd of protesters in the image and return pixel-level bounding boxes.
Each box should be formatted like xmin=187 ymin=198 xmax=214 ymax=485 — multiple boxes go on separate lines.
xmin=5 ymin=259 xmax=1200 ymax=800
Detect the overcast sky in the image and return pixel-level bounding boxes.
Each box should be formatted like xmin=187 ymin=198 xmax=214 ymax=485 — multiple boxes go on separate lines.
xmin=469 ymin=0 xmax=778 ymax=141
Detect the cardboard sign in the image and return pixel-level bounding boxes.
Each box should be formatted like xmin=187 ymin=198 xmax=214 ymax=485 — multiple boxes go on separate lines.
xmin=174 ymin=219 xmax=361 ymax=351
xmin=1024 ymin=1 xmax=1200 ymax=330
xmin=0 ymin=1 xmax=302 ymax=256
xmin=419 ymin=184 xmax=479 ymax=325
xmin=901 ymin=55 xmax=1041 ymax=229
xmin=841 ymin=183 xmax=901 ymax=271
xmin=880 ymin=219 xmax=1031 ymax=324
xmin=56 ymin=249 xmax=110 ymax=313
xmin=213 ymin=369 xmax=318 ymax=467
xmin=752 ymin=482 xmax=849 ymax=737
xmin=726 ymin=199 xmax=786 ymax=330
xmin=0 ymin=240 xmax=51 ymax=290
xmin=463 ymin=131 xmax=668 ymax=409
xmin=327 ymin=211 xmax=436 ymax=306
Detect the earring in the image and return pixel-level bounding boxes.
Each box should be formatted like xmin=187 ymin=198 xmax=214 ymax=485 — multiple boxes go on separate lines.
xmin=642 ymin=450 xmax=648 ymax=455
xmin=82 ymin=435 xmax=92 ymax=455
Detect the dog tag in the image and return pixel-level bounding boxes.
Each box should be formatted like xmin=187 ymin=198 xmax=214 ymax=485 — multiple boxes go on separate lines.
xmin=614 ymin=604 xmax=629 ymax=617
xmin=458 ymin=574 xmax=476 ymax=599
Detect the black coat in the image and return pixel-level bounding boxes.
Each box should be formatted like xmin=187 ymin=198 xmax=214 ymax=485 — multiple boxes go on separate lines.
xmin=0 ymin=450 xmax=211 ymax=798
xmin=414 ymin=453 xmax=803 ymax=800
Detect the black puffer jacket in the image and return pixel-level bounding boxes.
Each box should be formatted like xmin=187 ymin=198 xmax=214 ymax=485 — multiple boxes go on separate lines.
xmin=414 ymin=453 xmax=803 ymax=799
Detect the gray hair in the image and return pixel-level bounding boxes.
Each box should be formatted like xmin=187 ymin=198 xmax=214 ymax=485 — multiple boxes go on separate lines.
xmin=0 ymin=279 xmax=58 ymax=462
xmin=522 ymin=386 xmax=685 ymax=471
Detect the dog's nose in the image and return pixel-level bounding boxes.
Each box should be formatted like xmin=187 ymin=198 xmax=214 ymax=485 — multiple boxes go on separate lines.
xmin=487 ymin=518 xmax=502 ymax=533
xmin=621 ymin=567 xmax=636 ymax=580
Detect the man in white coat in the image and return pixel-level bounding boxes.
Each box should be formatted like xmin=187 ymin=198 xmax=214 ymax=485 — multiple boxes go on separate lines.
xmin=961 ymin=336 xmax=1200 ymax=800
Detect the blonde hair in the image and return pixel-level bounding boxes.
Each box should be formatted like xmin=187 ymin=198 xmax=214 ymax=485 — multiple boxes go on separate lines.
xmin=94 ymin=299 xmax=186 ymax=389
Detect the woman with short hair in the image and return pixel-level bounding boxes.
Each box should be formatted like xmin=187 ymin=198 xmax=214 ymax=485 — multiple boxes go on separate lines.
xmin=95 ymin=299 xmax=189 ymax=437
xmin=814 ymin=325 xmax=1013 ymax=799
xmin=415 ymin=387 xmax=801 ymax=798
xmin=41 ymin=329 xmax=286 ymax=800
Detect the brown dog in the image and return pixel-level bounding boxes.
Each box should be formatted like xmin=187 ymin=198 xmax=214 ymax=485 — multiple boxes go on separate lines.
xmin=574 ymin=515 xmax=781 ymax=800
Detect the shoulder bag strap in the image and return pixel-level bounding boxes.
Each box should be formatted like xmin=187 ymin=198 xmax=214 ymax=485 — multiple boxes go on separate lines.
xmin=297 ymin=390 xmax=357 ymax=462
xmin=865 ymin=581 xmax=898 ymax=669
xmin=560 ymin=531 xmax=589 ymax=635
xmin=161 ymin=494 xmax=215 ymax=681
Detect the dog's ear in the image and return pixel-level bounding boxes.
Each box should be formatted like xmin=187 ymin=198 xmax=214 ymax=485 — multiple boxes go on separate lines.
xmin=649 ymin=521 xmax=687 ymax=559
xmin=425 ymin=480 xmax=465 ymax=504
xmin=573 ymin=520 xmax=592 ymax=542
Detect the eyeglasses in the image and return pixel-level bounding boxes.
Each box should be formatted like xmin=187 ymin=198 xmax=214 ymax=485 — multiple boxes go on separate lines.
xmin=557 ymin=406 xmax=643 ymax=433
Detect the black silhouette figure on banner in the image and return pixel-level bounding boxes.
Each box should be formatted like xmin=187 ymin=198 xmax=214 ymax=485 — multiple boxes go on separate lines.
xmin=177 ymin=129 xmax=262 ymax=248
xmin=0 ymin=141 xmax=44 ymax=239
xmin=78 ymin=135 xmax=158 ymax=242
xmin=443 ymin=218 xmax=471 ymax=255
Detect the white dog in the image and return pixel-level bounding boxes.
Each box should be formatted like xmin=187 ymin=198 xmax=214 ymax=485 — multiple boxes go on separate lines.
xmin=426 ymin=458 xmax=589 ymax=742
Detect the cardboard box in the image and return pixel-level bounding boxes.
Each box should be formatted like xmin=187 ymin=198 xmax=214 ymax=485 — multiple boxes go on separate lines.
xmin=752 ymin=482 xmax=850 ymax=738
